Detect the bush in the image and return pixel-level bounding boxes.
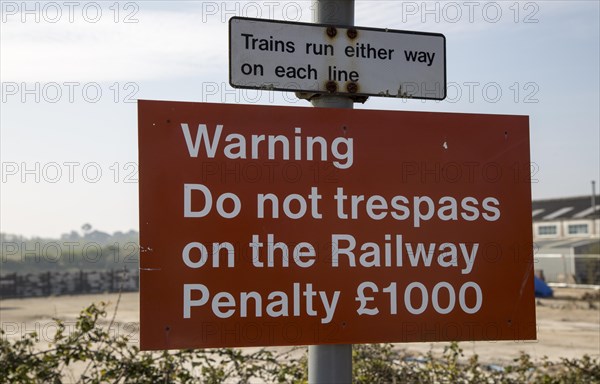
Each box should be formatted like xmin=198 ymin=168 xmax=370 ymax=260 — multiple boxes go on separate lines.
xmin=1 ymin=302 xmax=598 ymax=383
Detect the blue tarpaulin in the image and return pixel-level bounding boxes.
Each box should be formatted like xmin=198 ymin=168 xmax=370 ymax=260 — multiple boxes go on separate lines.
xmin=534 ymin=276 xmax=553 ymax=298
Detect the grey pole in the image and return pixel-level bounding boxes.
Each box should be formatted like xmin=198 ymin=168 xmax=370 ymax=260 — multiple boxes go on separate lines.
xmin=592 ymin=180 xmax=596 ymax=209
xmin=308 ymin=1 xmax=354 ymax=383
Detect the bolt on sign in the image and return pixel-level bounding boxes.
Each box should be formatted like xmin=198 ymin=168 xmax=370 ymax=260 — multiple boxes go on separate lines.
xmin=229 ymin=17 xmax=446 ymax=100
xmin=138 ymin=100 xmax=536 ymax=350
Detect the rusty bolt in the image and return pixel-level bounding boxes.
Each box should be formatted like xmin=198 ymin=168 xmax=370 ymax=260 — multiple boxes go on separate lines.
xmin=326 ymin=26 xmax=337 ymax=37
xmin=326 ymin=81 xmax=338 ymax=93
xmin=347 ymin=82 xmax=358 ymax=93
xmin=347 ymin=28 xmax=357 ymax=39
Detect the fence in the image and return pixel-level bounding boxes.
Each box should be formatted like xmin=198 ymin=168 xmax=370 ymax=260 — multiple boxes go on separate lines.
xmin=535 ymin=254 xmax=600 ymax=285
xmin=1 ymin=254 xmax=597 ymax=299
xmin=0 ymin=269 xmax=139 ymax=299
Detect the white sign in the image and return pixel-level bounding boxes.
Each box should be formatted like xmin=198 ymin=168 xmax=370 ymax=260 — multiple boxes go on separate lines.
xmin=229 ymin=17 xmax=446 ymax=100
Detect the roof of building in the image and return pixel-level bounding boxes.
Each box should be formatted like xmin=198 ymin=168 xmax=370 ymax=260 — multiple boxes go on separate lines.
xmin=532 ymin=195 xmax=600 ymax=221
xmin=536 ymin=237 xmax=600 ymax=254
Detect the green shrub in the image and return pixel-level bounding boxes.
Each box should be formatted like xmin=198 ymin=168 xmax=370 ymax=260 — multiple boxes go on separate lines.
xmin=1 ymin=302 xmax=598 ymax=383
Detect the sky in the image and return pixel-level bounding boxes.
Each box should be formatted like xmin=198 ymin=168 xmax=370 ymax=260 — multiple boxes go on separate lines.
xmin=1 ymin=0 xmax=599 ymax=238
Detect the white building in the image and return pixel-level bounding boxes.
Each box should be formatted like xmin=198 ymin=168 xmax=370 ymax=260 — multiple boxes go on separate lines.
xmin=532 ymin=195 xmax=600 ymax=284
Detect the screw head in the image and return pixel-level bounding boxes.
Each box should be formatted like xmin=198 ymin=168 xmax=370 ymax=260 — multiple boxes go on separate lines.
xmin=347 ymin=28 xmax=357 ymax=39
xmin=326 ymin=81 xmax=338 ymax=93
xmin=326 ymin=26 xmax=337 ymax=37
xmin=347 ymin=82 xmax=358 ymax=93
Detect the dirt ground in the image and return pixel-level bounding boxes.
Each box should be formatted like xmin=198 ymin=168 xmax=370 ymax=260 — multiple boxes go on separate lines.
xmin=396 ymin=287 xmax=600 ymax=364
xmin=1 ymin=287 xmax=598 ymax=366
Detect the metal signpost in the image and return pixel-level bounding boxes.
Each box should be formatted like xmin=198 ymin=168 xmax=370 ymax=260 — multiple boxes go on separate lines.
xmin=307 ymin=3 xmax=352 ymax=384
xmin=138 ymin=1 xmax=536 ymax=384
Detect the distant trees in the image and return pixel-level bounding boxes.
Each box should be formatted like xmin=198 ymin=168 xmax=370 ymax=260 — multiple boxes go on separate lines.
xmin=1 ymin=227 xmax=140 ymax=274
